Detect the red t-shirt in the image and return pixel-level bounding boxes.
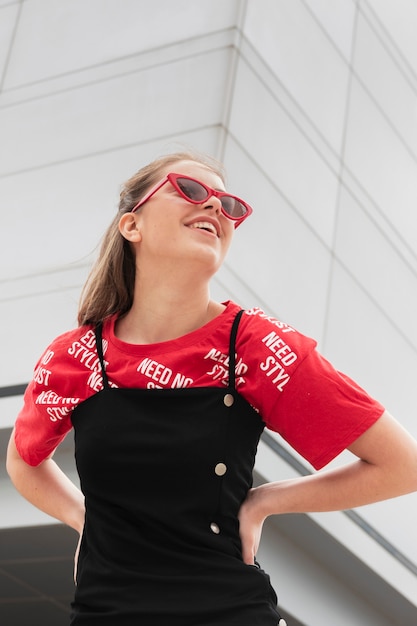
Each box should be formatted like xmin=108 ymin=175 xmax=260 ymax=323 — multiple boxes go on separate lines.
xmin=14 ymin=301 xmax=384 ymax=470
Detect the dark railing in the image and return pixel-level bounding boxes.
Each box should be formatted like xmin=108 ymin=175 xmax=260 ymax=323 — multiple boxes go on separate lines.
xmin=0 ymin=384 xmax=28 ymax=398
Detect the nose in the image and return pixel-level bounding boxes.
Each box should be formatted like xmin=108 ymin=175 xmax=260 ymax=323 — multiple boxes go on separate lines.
xmin=202 ymin=193 xmax=222 ymax=214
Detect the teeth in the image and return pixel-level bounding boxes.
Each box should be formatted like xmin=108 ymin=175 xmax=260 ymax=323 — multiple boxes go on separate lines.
xmin=189 ymin=222 xmax=217 ymax=235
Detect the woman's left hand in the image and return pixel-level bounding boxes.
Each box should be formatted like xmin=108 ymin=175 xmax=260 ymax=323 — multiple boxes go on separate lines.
xmin=238 ymin=487 xmax=267 ymax=565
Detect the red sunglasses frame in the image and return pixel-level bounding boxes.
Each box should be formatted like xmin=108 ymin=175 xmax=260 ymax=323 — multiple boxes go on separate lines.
xmin=131 ymin=173 xmax=253 ymax=228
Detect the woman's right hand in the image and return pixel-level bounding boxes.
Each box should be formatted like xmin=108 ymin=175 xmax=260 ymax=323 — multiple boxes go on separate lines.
xmin=73 ymin=531 xmax=83 ymax=585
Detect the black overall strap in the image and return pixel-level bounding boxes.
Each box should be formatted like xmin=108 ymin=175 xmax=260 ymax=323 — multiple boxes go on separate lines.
xmin=228 ymin=309 xmax=244 ymax=390
xmin=94 ymin=323 xmax=110 ymax=389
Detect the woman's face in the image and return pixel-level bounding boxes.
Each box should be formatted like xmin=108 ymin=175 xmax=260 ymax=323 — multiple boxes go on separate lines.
xmin=125 ymin=160 xmax=235 ymax=278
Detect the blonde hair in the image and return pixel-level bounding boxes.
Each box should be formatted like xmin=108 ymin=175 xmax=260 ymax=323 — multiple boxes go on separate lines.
xmin=77 ymin=151 xmax=225 ymax=326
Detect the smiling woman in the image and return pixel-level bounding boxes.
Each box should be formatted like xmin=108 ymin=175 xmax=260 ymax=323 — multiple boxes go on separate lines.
xmin=78 ymin=152 xmax=235 ymax=330
xmin=7 ymin=151 xmax=417 ymax=626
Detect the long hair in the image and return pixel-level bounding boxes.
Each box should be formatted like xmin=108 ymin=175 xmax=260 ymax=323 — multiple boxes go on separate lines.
xmin=77 ymin=151 xmax=225 ymax=326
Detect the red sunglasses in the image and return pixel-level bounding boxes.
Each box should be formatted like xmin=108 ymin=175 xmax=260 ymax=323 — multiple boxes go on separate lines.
xmin=131 ymin=173 xmax=253 ymax=227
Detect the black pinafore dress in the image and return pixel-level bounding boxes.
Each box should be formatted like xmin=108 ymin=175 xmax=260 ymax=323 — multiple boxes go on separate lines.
xmin=70 ymin=311 xmax=282 ymax=625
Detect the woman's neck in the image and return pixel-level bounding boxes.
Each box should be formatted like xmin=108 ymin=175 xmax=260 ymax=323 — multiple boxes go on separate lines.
xmin=114 ymin=277 xmax=225 ymax=344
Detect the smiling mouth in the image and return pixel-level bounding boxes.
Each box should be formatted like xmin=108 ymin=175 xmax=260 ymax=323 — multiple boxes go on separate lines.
xmin=188 ymin=222 xmax=218 ymax=236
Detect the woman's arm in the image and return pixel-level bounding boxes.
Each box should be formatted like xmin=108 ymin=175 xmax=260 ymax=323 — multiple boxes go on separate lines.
xmin=238 ymin=411 xmax=417 ymax=564
xmin=6 ymin=428 xmax=85 ymax=534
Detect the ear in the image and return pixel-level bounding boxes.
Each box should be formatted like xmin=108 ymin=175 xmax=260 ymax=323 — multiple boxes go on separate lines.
xmin=118 ymin=212 xmax=142 ymax=243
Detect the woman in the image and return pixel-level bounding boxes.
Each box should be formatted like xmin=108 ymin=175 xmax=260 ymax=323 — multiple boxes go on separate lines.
xmin=7 ymin=151 xmax=417 ymax=625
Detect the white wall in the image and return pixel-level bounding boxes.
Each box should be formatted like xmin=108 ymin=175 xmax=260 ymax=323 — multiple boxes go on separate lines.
xmin=1 ymin=1 xmax=417 ymax=624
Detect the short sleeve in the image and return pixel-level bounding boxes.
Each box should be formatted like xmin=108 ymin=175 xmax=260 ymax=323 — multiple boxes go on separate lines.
xmin=14 ymin=379 xmax=74 ymax=466
xmin=13 ymin=327 xmax=95 ymax=466
xmin=264 ymin=350 xmax=385 ymax=470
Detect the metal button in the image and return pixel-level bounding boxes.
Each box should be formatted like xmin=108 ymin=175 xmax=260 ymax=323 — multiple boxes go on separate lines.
xmin=214 ymin=462 xmax=227 ymax=476
xmin=210 ymin=522 xmax=220 ymax=534
xmin=223 ymin=393 xmax=234 ymax=407
xmin=278 ymin=619 xmax=287 ymax=626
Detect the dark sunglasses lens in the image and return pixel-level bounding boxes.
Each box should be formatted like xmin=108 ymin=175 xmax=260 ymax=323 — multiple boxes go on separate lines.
xmin=221 ymin=196 xmax=247 ymax=218
xmin=176 ymin=177 xmax=248 ymax=220
xmin=176 ymin=178 xmax=208 ymax=202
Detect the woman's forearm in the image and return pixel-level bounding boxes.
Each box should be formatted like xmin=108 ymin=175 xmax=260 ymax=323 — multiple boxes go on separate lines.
xmin=6 ymin=429 xmax=85 ymax=534
xmin=238 ymin=411 xmax=417 ymax=564
xmin=260 ymin=410 xmax=417 ymax=516
xmin=243 ymin=458 xmax=410 ymax=525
